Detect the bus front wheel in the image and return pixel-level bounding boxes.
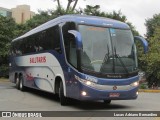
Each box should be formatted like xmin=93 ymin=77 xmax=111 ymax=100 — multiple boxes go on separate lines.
xmin=16 ymin=77 xmax=20 ymax=90
xmin=59 ymin=81 xmax=68 ymax=106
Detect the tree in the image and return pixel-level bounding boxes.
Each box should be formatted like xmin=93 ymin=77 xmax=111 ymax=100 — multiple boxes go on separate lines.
xmin=139 ymin=13 xmax=160 ymax=88
xmin=22 ymin=7 xmax=76 ymax=33
xmin=140 ymin=28 xmax=160 ymax=88
xmin=25 ymin=10 xmax=54 ymax=31
xmin=53 ymin=0 xmax=80 ymax=13
xmin=145 ymin=13 xmax=160 ymax=38
xmin=84 ymin=5 xmax=101 ymax=16
xmin=0 ymin=16 xmax=17 ymax=57
xmin=0 ymin=16 xmax=17 ymax=77
xmin=106 ymin=10 xmax=127 ymax=22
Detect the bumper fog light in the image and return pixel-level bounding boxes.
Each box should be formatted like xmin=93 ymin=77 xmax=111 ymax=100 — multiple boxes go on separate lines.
xmin=81 ymin=91 xmax=87 ymax=96
xmin=131 ymin=81 xmax=139 ymax=87
xmin=136 ymin=91 xmax=139 ymax=95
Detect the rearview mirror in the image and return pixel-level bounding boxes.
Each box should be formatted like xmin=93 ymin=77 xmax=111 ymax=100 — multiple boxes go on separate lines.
xmin=68 ymin=30 xmax=82 ymax=50
xmin=134 ymin=36 xmax=148 ymax=54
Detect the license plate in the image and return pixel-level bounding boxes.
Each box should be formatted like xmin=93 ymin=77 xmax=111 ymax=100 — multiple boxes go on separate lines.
xmin=109 ymin=93 xmax=120 ymax=97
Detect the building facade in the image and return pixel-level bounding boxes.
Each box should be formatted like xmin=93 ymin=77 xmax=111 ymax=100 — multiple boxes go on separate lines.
xmin=0 ymin=7 xmax=12 ymax=17
xmin=11 ymin=5 xmax=35 ymax=24
xmin=0 ymin=5 xmax=35 ymax=24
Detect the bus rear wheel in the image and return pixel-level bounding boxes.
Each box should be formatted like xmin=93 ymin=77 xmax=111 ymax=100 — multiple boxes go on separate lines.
xmin=59 ymin=81 xmax=68 ymax=106
xmin=19 ymin=75 xmax=25 ymax=91
xmin=104 ymin=100 xmax=111 ymax=104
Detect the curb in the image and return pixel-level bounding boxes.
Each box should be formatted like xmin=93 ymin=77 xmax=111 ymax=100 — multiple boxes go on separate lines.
xmin=0 ymin=79 xmax=10 ymax=83
xmin=139 ymin=89 xmax=160 ymax=93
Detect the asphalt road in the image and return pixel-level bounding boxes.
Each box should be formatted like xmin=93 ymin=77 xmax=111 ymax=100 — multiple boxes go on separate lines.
xmin=0 ymin=79 xmax=160 ymax=120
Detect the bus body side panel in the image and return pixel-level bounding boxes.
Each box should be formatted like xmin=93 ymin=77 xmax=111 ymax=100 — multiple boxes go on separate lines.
xmin=62 ymin=67 xmax=81 ymax=99
xmin=9 ymin=51 xmax=66 ymax=94
xmin=9 ymin=56 xmax=24 ymax=83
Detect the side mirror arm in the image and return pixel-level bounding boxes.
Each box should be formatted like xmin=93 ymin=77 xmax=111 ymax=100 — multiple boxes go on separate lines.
xmin=68 ymin=30 xmax=82 ymax=50
xmin=68 ymin=30 xmax=82 ymax=72
xmin=134 ymin=36 xmax=148 ymax=54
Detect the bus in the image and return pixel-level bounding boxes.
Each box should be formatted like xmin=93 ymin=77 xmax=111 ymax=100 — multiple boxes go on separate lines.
xmin=9 ymin=15 xmax=148 ymax=105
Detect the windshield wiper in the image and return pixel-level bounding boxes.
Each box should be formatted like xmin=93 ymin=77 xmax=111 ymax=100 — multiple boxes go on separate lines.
xmin=114 ymin=47 xmax=129 ymax=75
xmin=102 ymin=44 xmax=110 ymax=64
xmin=100 ymin=44 xmax=115 ymax=72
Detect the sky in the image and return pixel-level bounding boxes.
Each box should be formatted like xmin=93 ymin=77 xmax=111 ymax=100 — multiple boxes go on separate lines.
xmin=1 ymin=0 xmax=160 ymax=36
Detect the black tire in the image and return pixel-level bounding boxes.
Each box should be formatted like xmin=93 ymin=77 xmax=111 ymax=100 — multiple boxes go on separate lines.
xmin=15 ymin=76 xmax=20 ymax=90
xmin=59 ymin=81 xmax=68 ymax=106
xmin=104 ymin=100 xmax=111 ymax=104
xmin=19 ymin=75 xmax=25 ymax=91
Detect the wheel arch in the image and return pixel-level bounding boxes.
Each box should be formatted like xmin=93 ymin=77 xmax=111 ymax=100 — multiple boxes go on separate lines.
xmin=54 ymin=74 xmax=66 ymax=96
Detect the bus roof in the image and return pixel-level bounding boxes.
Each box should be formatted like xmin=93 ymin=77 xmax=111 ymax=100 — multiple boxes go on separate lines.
xmin=12 ymin=14 xmax=130 ymax=42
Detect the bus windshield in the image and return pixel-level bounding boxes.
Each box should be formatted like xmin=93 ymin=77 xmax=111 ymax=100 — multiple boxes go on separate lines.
xmin=79 ymin=25 xmax=138 ymax=75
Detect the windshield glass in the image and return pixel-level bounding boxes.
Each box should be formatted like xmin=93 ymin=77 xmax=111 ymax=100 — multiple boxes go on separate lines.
xmin=79 ymin=25 xmax=137 ymax=74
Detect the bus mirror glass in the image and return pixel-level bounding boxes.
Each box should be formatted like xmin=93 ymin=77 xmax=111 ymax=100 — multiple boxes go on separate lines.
xmin=68 ymin=30 xmax=82 ymax=50
xmin=134 ymin=36 xmax=148 ymax=54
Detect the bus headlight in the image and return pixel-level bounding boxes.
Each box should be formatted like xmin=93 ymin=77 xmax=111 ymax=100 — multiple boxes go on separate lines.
xmin=130 ymin=81 xmax=139 ymax=87
xmin=82 ymin=80 xmax=96 ymax=87
xmin=81 ymin=91 xmax=87 ymax=96
xmin=75 ymin=75 xmax=96 ymax=87
xmin=86 ymin=81 xmax=92 ymax=85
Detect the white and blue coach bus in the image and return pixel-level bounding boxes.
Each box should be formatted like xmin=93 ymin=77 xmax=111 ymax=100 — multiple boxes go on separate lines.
xmin=9 ymin=15 xmax=148 ymax=105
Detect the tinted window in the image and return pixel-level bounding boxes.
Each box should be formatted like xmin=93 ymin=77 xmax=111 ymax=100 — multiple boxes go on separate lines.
xmin=12 ymin=25 xmax=61 ymax=56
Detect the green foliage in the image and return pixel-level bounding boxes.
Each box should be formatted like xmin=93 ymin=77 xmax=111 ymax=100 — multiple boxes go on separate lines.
xmin=54 ymin=0 xmax=79 ymax=13
xmin=139 ymin=83 xmax=147 ymax=89
xmin=19 ymin=7 xmax=77 ymax=34
xmin=140 ymin=28 xmax=160 ymax=87
xmin=23 ymin=11 xmax=55 ymax=33
xmin=106 ymin=10 xmax=127 ymax=22
xmin=145 ymin=13 xmax=160 ymax=38
xmin=0 ymin=16 xmax=18 ymax=77
xmin=0 ymin=16 xmax=16 ymax=56
xmin=83 ymin=5 xmax=102 ymax=16
xmin=139 ymin=14 xmax=160 ymax=88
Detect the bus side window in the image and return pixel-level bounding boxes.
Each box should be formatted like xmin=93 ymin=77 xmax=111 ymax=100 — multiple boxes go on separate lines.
xmin=45 ymin=25 xmax=61 ymax=53
xmin=11 ymin=42 xmax=16 ymax=56
xmin=23 ymin=36 xmax=36 ymax=54
xmin=62 ymin=22 xmax=77 ymax=68
xmin=37 ymin=31 xmax=46 ymax=51
xmin=53 ymin=26 xmax=61 ymax=53
xmin=36 ymin=25 xmax=61 ymax=53
xmin=14 ymin=40 xmax=23 ymax=55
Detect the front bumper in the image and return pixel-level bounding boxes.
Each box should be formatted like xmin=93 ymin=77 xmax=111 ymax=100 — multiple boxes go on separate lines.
xmin=78 ymin=83 xmax=138 ymax=100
